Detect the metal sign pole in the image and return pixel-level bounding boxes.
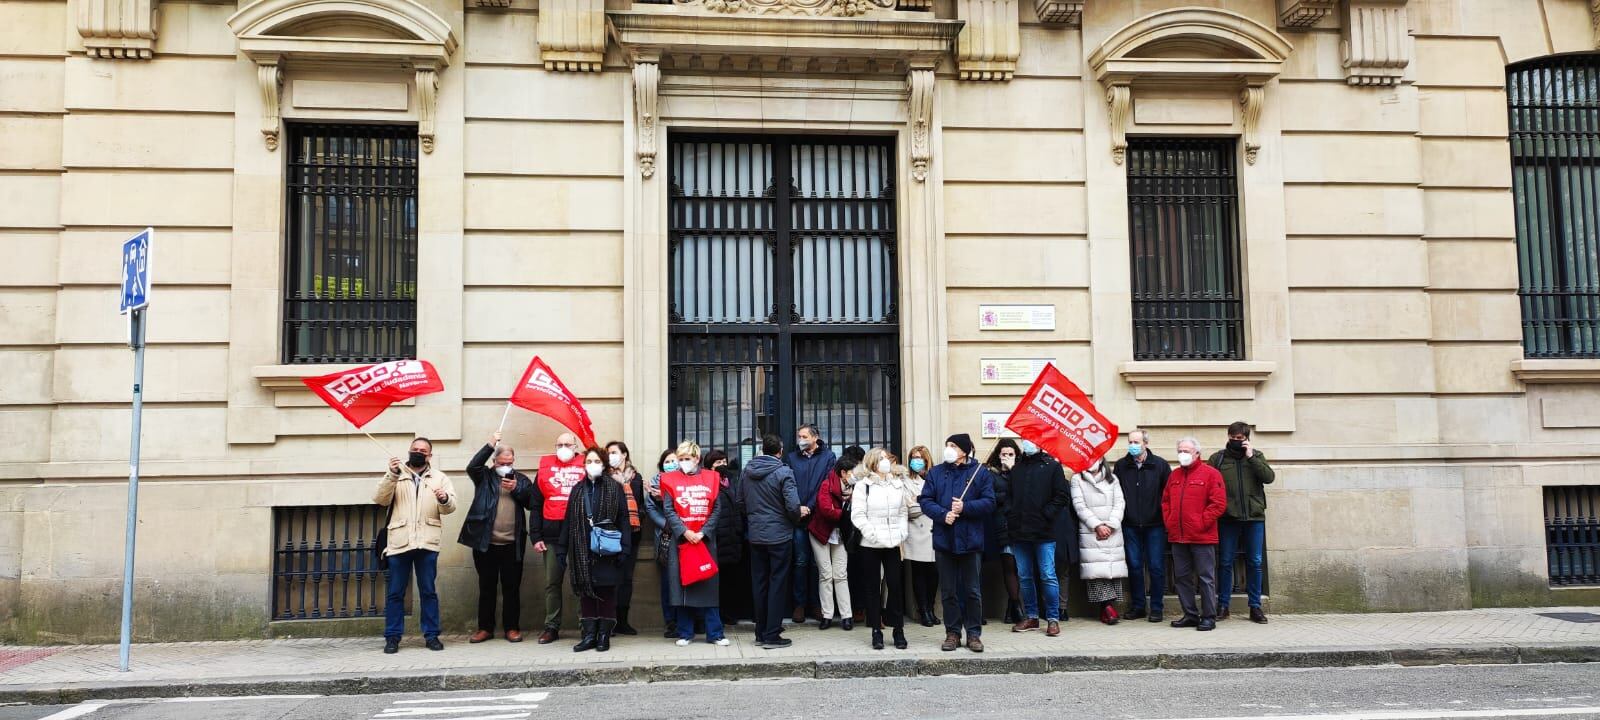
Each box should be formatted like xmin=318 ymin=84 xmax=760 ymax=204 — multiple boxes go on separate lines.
xmin=118 ymin=306 xmax=146 ymax=672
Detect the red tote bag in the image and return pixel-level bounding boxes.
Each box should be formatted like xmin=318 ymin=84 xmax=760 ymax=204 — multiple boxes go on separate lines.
xmin=678 ymin=540 xmax=719 ymax=586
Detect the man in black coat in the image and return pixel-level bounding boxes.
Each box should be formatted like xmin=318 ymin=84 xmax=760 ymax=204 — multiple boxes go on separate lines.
xmin=459 ymin=430 xmax=535 ymax=643
xmin=1005 ymin=440 xmax=1072 ymax=636
xmin=741 ymin=434 xmax=806 ymax=648
xmin=1112 ymin=428 xmax=1171 ymax=623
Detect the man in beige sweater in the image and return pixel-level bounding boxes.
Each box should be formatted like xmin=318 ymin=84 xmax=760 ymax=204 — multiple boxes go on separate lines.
xmin=375 ymin=437 xmax=458 ymax=654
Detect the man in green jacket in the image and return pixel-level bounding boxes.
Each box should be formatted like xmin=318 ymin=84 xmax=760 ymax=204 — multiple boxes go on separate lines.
xmin=1208 ymin=421 xmax=1274 ymax=624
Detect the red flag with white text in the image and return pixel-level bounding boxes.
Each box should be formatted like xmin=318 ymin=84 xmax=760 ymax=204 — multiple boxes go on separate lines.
xmin=508 ymin=356 xmax=596 ymax=448
xmin=301 ymin=359 xmax=444 ymax=429
xmin=1003 ymin=363 xmax=1118 ymax=474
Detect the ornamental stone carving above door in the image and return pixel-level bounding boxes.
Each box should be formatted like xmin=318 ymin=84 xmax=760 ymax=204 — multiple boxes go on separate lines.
xmin=672 ymin=0 xmax=895 ymax=17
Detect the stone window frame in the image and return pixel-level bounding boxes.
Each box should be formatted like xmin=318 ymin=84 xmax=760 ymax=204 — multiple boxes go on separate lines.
xmin=1083 ymin=7 xmax=1297 ymax=432
xmin=224 ymin=0 xmax=465 ymax=444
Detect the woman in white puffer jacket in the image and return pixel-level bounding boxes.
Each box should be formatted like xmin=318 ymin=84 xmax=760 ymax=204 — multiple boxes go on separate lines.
xmin=850 ymin=447 xmax=921 ymax=651
xmin=1071 ymin=456 xmax=1128 ymax=625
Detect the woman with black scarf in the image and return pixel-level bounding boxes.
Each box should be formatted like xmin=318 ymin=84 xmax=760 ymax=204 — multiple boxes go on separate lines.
xmin=565 ymin=447 xmax=631 ymax=653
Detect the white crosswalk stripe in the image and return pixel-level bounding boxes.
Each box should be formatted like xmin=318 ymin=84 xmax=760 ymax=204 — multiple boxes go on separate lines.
xmin=371 ymin=690 xmax=547 ymax=720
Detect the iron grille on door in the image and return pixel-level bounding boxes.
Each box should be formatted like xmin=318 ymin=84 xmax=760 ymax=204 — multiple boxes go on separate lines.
xmin=1127 ymin=138 xmax=1245 ymax=360
xmin=1545 ymin=486 xmax=1600 ymax=586
xmin=283 ymin=123 xmax=419 ymax=364
xmin=1508 ymin=57 xmax=1600 ymax=358
xmin=668 ymin=135 xmax=900 ymax=465
xmin=271 ymin=505 xmax=391 ymax=620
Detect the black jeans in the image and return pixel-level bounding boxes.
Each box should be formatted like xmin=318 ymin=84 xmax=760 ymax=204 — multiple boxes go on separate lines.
xmin=749 ymin=542 xmax=794 ymax=643
xmin=472 ymin=543 xmax=523 ymax=633
xmin=908 ymin=560 xmax=938 ymax=613
xmin=859 ymin=546 xmax=904 ymax=630
xmin=937 ymin=551 xmax=984 ymax=637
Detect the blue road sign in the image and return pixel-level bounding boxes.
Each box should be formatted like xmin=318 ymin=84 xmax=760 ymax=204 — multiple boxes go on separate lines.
xmin=120 ymin=229 xmax=151 ymax=314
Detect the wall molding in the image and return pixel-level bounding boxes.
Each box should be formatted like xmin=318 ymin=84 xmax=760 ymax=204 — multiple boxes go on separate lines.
xmin=77 ymin=0 xmax=159 ymax=59
xmin=1341 ymin=0 xmax=1409 ymax=86
xmin=955 ymin=0 xmax=1019 ymax=81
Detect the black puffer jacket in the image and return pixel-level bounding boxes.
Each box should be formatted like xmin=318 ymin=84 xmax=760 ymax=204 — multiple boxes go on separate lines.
xmin=738 ymin=455 xmax=802 ymax=546
xmin=1003 ymin=452 xmax=1071 ymax=543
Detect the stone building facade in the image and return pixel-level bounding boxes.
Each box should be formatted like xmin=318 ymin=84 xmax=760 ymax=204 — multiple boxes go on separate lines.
xmin=2 ymin=0 xmax=1599 ymax=642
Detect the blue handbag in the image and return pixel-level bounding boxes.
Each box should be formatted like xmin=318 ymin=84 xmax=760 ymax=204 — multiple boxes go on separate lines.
xmin=587 ymin=483 xmax=623 ymax=556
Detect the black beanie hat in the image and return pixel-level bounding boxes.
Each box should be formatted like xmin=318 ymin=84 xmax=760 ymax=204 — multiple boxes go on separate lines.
xmin=946 ymin=433 xmax=975 ymax=457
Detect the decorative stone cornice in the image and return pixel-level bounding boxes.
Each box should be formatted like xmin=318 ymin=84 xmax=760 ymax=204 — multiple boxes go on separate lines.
xmin=228 ymin=0 xmax=458 ymax=152
xmin=1119 ymin=361 xmax=1277 ymax=401
xmin=1341 ymin=0 xmax=1409 ymax=86
xmin=538 ymin=0 xmax=606 ymax=71
xmin=77 ymin=0 xmax=158 ymax=59
xmin=1276 ymin=0 xmax=1334 ymax=28
xmin=955 ymin=0 xmax=1019 ymax=81
xmin=473 ymin=0 xmax=511 ymax=7
xmin=908 ymin=67 xmax=934 ymax=181
xmin=1033 ymin=0 xmax=1081 ymax=25
xmin=897 ymin=0 xmax=932 ymax=9
xmin=672 ymin=0 xmax=895 ymax=17
xmin=632 ymin=60 xmax=659 ymax=178
xmin=1089 ymin=7 xmax=1290 ymax=165
xmin=1512 ymin=359 xmax=1600 ymax=385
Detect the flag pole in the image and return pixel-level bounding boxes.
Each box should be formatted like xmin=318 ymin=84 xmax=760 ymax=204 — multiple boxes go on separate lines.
xmin=362 ymin=431 xmax=393 ymax=459
xmin=496 ymin=400 xmax=513 ymax=435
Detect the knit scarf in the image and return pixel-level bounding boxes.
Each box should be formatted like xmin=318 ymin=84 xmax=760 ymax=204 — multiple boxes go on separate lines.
xmin=566 ymin=477 xmax=622 ymax=600
xmin=612 ymin=466 xmax=640 ymax=531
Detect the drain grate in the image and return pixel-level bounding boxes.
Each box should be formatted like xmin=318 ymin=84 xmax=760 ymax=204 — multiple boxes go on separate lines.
xmin=1537 ymin=612 xmax=1600 ymax=623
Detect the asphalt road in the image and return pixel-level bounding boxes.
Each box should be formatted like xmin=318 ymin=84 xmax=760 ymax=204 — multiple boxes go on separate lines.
xmin=4 ymin=663 xmax=1600 ymax=720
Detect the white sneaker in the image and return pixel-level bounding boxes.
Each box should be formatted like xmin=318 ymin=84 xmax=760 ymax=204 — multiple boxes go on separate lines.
xmin=675 ymin=638 xmax=691 ymax=647
xmin=711 ymin=638 xmax=730 ymax=646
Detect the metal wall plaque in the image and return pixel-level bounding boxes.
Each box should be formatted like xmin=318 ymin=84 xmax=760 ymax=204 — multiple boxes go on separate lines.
xmin=980 ymin=412 xmax=1020 ymax=439
xmin=978 ymin=304 xmax=1055 ymax=331
xmin=979 ymin=358 xmax=1052 ymax=385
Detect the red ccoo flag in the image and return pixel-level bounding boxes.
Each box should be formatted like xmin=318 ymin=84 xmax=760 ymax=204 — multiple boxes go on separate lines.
xmin=1003 ymin=363 xmax=1119 ymax=474
xmin=301 ymin=359 xmax=445 ymax=429
xmin=508 ymin=356 xmax=596 ymax=447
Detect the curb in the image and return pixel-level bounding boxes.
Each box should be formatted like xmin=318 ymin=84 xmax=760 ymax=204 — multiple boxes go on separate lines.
xmin=4 ymin=643 xmax=1597 ymax=706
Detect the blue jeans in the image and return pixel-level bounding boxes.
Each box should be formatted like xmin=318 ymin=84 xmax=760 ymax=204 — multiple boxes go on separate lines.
xmin=1217 ymin=519 xmax=1266 ymax=610
xmin=675 ymin=606 xmax=725 ymax=641
xmin=384 ymin=549 xmax=439 ymax=640
xmin=791 ymin=528 xmax=817 ymax=610
xmin=1010 ymin=541 xmax=1059 ymax=621
xmin=1124 ymin=525 xmax=1167 ymax=613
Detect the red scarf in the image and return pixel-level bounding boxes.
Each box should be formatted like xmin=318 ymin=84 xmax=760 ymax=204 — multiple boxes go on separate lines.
xmin=660 ymin=470 xmax=719 ymax=532
xmin=537 ymin=454 xmax=586 ymax=521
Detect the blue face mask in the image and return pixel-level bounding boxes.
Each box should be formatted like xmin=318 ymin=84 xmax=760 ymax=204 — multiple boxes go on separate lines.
xmin=662 ymin=460 xmax=678 ymax=473
xmin=1019 ymin=440 xmax=1039 ymax=455
xmin=1127 ymin=443 xmax=1143 ymax=457
xmin=909 ymin=458 xmax=926 ymax=473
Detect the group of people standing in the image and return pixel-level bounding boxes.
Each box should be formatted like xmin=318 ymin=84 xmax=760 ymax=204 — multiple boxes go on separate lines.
xmin=370 ymin=420 xmax=1275 ymax=654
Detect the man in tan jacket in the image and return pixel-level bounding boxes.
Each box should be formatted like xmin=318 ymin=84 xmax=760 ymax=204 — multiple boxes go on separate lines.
xmin=375 ymin=437 xmax=457 ymax=653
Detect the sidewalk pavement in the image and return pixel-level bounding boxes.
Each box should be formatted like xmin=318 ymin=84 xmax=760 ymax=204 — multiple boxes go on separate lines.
xmin=3 ymin=607 xmax=1598 ymax=705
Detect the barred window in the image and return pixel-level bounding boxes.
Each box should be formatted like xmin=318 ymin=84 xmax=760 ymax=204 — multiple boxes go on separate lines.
xmin=271 ymin=505 xmax=392 ymax=620
xmin=1126 ymin=138 xmax=1245 ymax=361
xmin=1508 ymin=56 xmax=1600 ymax=358
xmin=1545 ymin=486 xmax=1599 ymax=587
xmin=284 ymin=123 xmax=419 ymax=364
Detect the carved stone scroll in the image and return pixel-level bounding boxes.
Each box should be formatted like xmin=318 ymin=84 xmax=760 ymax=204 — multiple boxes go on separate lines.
xmin=908 ymin=68 xmax=934 ymax=181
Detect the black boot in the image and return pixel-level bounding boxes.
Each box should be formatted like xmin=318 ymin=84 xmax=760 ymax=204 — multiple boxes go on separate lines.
xmin=871 ymin=629 xmax=885 ymax=650
xmin=597 ymin=618 xmax=616 ymax=652
xmin=1003 ymin=599 xmax=1022 ymax=625
xmin=920 ymin=609 xmax=938 ymax=627
xmin=614 ymin=606 xmax=639 ymax=636
xmin=572 ymin=618 xmax=599 ymax=652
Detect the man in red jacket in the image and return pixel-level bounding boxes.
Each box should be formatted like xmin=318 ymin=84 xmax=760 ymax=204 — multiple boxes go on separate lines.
xmin=1162 ymin=436 xmax=1227 ymax=631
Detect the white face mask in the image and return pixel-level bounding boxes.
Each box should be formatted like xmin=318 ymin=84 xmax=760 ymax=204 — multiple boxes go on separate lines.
xmin=942 ymin=446 xmax=960 ymax=464
xmin=555 ymin=446 xmax=576 ymax=463
xmin=1001 ymin=456 xmax=1015 ymax=470
xmin=876 ymin=459 xmax=892 ymax=474
xmin=679 ymin=459 xmax=698 ymax=474
xmin=797 ymin=437 xmax=812 ymax=450
xmin=1177 ymin=451 xmax=1195 ymax=467
xmin=494 ymin=465 xmax=513 ymax=477
xmin=608 ymin=452 xmax=624 ymax=469
xmin=585 ymin=462 xmax=605 ymax=478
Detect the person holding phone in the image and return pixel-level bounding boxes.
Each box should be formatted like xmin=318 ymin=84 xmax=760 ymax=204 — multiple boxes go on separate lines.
xmin=460 ymin=430 xmax=534 ymax=644
xmin=375 ymin=437 xmax=456 ymax=654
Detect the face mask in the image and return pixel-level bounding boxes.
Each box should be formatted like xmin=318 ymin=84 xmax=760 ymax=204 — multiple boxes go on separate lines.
xmin=1000 ymin=456 xmax=1015 ymax=470
xmin=662 ymin=460 xmax=678 ymax=473
xmin=679 ymin=459 xmax=698 ymax=474
xmin=585 ymin=463 xmax=605 ymax=478
xmin=909 ymin=458 xmax=926 ymax=473
xmin=608 ymin=452 xmax=624 ymax=469
xmin=1020 ymin=440 xmax=1039 ymax=455
xmin=1226 ymin=439 xmax=1246 ymax=453
xmin=876 ymin=459 xmax=892 ymax=474
xmin=1128 ymin=443 xmax=1143 ymax=457
xmin=1177 ymin=451 xmax=1195 ymax=467
xmin=942 ymin=446 xmax=960 ymax=464
xmin=797 ymin=437 xmax=812 ymax=450
xmin=494 ymin=465 xmax=513 ymax=477
xmin=555 ymin=447 xmax=576 ymax=463
xmin=407 ymin=451 xmax=428 ymax=468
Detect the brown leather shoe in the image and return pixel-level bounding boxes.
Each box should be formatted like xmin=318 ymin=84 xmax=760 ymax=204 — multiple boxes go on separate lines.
xmin=1045 ymin=621 xmax=1060 ymax=637
xmin=469 ymin=630 xmax=492 ymax=644
xmin=505 ymin=630 xmax=524 ymax=643
xmin=537 ymin=626 xmax=560 ymax=644
xmin=792 ymin=608 xmax=806 ymax=624
xmin=941 ymin=632 xmax=960 ymax=652
xmin=966 ymin=636 xmax=984 ymax=653
xmin=1011 ymin=618 xmax=1039 ymax=633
